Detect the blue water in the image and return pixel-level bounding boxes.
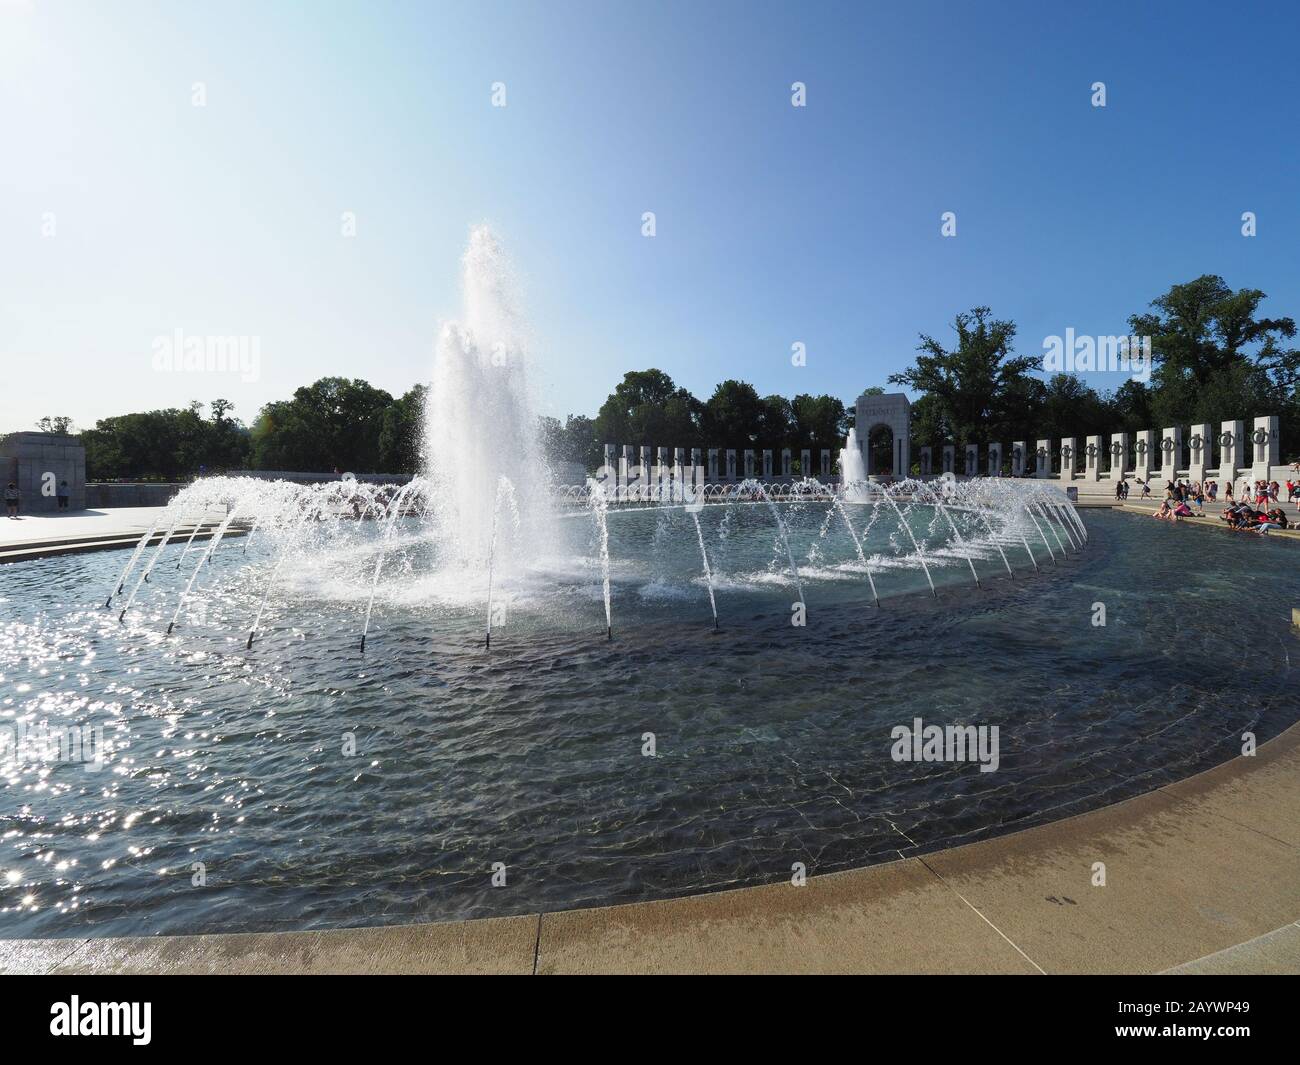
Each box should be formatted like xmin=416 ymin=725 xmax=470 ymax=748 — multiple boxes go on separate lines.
xmin=0 ymin=506 xmax=1296 ymax=937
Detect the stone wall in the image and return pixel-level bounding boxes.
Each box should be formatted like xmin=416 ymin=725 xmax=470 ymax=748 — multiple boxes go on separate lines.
xmin=85 ymin=483 xmax=187 ymax=508
xmin=0 ymin=432 xmax=86 ymax=513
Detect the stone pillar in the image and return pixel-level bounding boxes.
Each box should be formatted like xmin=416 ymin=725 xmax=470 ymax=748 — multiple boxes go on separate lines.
xmin=1059 ymin=438 xmax=1076 ymax=480
xmin=781 ymin=448 xmax=791 ymax=477
xmin=1084 ymin=435 xmax=1102 ymax=481
xmin=1011 ymin=441 xmax=1026 ymax=477
xmin=987 ymin=442 xmax=1002 ymax=477
xmin=603 ymin=443 xmax=616 ymax=473
xmin=640 ymin=445 xmax=652 ymax=478
xmin=1187 ymin=424 xmax=1210 ymax=484
xmin=1219 ymin=420 xmax=1243 ymax=484
xmin=964 ymin=444 xmax=978 ymax=477
xmin=674 ymin=447 xmax=686 ymax=470
xmin=942 ymin=445 xmax=955 ymax=475
xmin=800 ymin=449 xmax=811 ymax=477
xmin=762 ymin=449 xmax=773 ymax=479
xmin=725 ymin=449 xmax=737 ymax=480
xmin=1160 ymin=426 xmax=1182 ymax=480
xmin=1133 ymin=430 xmax=1153 ymax=483
xmin=1252 ymin=415 xmax=1279 ymax=479
xmin=920 ymin=445 xmax=933 ymax=477
xmin=820 ymin=449 xmax=830 ymax=477
xmin=743 ymin=449 xmax=755 ymax=478
xmin=1035 ymin=440 xmax=1050 ymax=478
xmin=1109 ymin=432 xmax=1128 ymax=481
xmin=707 ymin=448 xmax=719 ymax=480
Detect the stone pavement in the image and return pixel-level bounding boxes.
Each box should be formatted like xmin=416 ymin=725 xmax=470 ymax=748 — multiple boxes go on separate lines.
xmin=0 ymin=507 xmax=234 ymax=563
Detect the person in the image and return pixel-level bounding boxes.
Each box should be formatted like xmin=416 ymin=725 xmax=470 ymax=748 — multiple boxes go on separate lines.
xmin=1115 ymin=478 xmax=1125 ymax=501
xmin=57 ymin=480 xmax=70 ymax=510
xmin=1140 ymin=478 xmax=1151 ymax=499
xmin=1225 ymin=481 xmax=1233 ymax=501
xmin=1153 ymin=500 xmax=1173 ymax=520
xmin=4 ymin=482 xmax=18 ymax=519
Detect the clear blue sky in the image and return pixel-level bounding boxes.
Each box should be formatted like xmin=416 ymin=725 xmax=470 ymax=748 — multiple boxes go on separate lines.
xmin=2 ymin=0 xmax=1298 ymax=434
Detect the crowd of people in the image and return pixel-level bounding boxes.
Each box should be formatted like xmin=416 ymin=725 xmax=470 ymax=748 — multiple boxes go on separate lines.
xmin=1142 ymin=475 xmax=1296 ymax=533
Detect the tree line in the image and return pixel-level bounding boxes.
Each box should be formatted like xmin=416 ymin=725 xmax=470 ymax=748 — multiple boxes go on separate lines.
xmin=45 ymin=273 xmax=1299 ymax=481
xmin=75 ymin=381 xmax=427 ymax=481
xmin=891 ymin=275 xmax=1298 ymax=463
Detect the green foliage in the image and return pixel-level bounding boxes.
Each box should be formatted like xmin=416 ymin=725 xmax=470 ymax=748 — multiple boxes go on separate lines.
xmin=1132 ymin=275 xmax=1300 ymax=447
xmin=888 ymin=306 xmax=1039 ymax=444
xmin=592 ymin=369 xmax=703 ymax=447
xmin=62 ymin=272 xmax=1300 ymax=482
xmin=791 ymin=393 xmax=848 ymax=450
xmin=378 ymin=384 xmax=427 ymax=473
xmin=250 ymin=377 xmax=394 ymax=473
xmin=36 ymin=415 xmax=76 ymax=434
xmin=701 ymin=380 xmax=765 ymax=446
xmin=82 ymin=400 xmax=250 ymax=480
xmin=540 ymin=413 xmax=601 ymax=471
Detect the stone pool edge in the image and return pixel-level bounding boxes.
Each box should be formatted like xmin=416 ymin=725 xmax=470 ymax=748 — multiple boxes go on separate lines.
xmin=3 ymin=718 xmax=1297 ymax=975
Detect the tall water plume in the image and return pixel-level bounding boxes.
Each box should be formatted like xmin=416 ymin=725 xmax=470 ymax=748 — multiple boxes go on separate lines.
xmin=424 ymin=225 xmax=552 ymax=566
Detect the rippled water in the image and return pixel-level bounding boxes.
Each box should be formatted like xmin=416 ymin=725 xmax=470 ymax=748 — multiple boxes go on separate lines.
xmin=1 ymin=505 xmax=1296 ymax=938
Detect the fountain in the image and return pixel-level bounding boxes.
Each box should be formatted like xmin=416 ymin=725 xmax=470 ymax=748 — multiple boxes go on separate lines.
xmin=77 ymin=221 xmax=1096 ymax=660
xmin=2 ymin=227 xmax=1161 ymax=950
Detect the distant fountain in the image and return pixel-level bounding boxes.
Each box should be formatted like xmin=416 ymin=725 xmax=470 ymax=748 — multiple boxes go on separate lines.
xmin=839 ymin=427 xmax=868 ymax=501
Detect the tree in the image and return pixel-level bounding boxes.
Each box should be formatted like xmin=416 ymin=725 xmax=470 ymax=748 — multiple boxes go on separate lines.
xmin=701 ymin=380 xmax=765 ymax=446
xmin=1034 ymin=374 xmax=1110 ymax=442
xmin=592 ymin=369 xmax=702 ymax=447
xmin=542 ymin=413 xmax=600 ymax=470
xmin=1130 ymin=275 xmax=1299 ymax=444
xmin=790 ymin=394 xmax=848 ymax=451
xmin=888 ymin=306 xmax=1038 ymax=444
xmin=36 ymin=416 xmax=75 ymax=434
xmin=378 ymin=384 xmax=427 ymax=473
xmin=81 ymin=400 xmax=250 ymax=480
xmin=251 ymin=377 xmax=394 ymax=472
xmin=1130 ymin=275 xmax=1298 ymax=393
xmin=758 ymin=394 xmax=794 ymax=448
